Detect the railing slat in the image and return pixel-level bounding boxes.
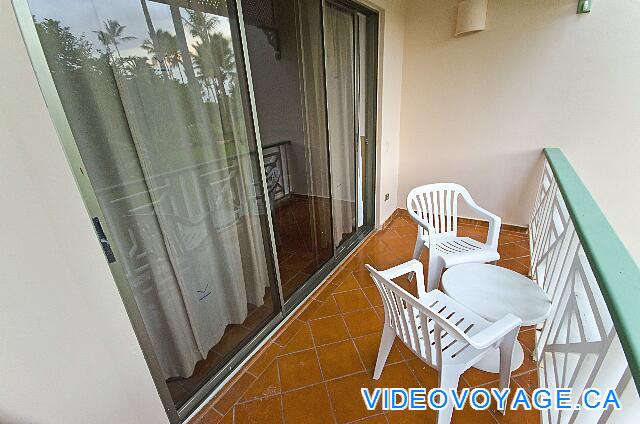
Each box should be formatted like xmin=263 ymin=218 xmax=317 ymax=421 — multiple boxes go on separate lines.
xmin=532 ymin=149 xmax=640 ymax=424
xmin=543 ymin=148 xmax=640 ymax=391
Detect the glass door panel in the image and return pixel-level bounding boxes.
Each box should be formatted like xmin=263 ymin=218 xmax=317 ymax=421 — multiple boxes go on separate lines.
xmin=24 ymin=0 xmax=378 ymax=418
xmin=241 ymin=0 xmax=334 ymax=300
xmin=325 ymin=2 xmax=357 ymax=249
xmin=28 ymin=0 xmax=280 ymax=410
xmin=324 ymin=2 xmax=372 ymax=248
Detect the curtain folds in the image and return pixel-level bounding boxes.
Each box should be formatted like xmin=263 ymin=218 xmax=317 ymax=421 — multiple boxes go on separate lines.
xmin=297 ymin=0 xmax=335 ymax=255
xmin=324 ymin=4 xmax=357 ymax=247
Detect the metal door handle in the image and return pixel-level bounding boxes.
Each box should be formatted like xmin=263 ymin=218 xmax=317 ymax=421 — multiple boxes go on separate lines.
xmin=92 ymin=217 xmax=116 ymax=263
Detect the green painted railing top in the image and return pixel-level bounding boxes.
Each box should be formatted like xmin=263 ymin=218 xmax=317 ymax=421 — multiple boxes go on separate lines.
xmin=544 ymin=148 xmax=640 ymax=390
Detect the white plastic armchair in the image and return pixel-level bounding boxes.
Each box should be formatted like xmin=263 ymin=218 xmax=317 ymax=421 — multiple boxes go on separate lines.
xmin=406 ymin=183 xmax=501 ymax=292
xmin=366 ymin=260 xmax=521 ymax=424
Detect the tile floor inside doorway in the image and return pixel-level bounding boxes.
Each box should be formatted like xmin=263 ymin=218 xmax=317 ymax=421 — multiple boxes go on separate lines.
xmin=191 ymin=212 xmax=540 ymax=424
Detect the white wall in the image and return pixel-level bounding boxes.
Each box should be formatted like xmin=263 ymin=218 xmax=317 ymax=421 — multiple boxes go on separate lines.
xmin=398 ymin=0 xmax=640 ymax=260
xmin=0 ymin=4 xmax=169 ymax=423
xmin=366 ymin=0 xmax=408 ymax=227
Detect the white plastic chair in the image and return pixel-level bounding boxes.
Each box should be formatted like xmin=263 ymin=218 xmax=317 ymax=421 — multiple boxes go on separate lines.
xmin=366 ymin=260 xmax=521 ymax=424
xmin=406 ymin=183 xmax=501 ymax=292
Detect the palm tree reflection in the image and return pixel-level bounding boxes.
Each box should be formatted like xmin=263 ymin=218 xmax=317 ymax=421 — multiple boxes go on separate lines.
xmin=142 ymin=29 xmax=184 ymax=81
xmin=94 ymin=19 xmax=136 ymax=61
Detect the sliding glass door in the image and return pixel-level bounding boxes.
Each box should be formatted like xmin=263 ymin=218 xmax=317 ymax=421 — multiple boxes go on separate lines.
xmin=241 ymin=0 xmax=377 ymax=306
xmin=241 ymin=0 xmax=334 ymax=301
xmin=324 ymin=0 xmax=377 ymax=252
xmin=19 ymin=0 xmax=377 ymax=420
xmin=27 ymin=0 xmax=281 ymax=411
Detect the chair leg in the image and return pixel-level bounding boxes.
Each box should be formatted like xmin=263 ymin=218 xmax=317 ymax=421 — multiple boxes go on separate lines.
xmin=408 ymin=238 xmax=424 ymax=282
xmin=412 ymin=238 xmax=424 ymax=260
xmin=497 ymin=327 xmax=520 ymax=414
xmin=437 ymin=365 xmax=462 ymax=424
xmin=373 ymin=324 xmax=395 ymax=380
xmin=427 ymin=253 xmax=445 ymax=293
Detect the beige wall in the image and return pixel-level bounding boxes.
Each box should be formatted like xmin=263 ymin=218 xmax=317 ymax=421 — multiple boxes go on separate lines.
xmin=367 ymin=0 xmax=408 ymax=227
xmin=0 ymin=4 xmax=169 ymax=423
xmin=398 ymin=0 xmax=640 ymax=260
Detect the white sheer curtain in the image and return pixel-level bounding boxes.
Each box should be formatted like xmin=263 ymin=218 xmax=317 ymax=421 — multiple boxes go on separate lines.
xmin=32 ymin=0 xmax=271 ymax=379
xmin=324 ymin=4 xmax=357 ymax=247
xmin=298 ymin=0 xmax=334 ymax=251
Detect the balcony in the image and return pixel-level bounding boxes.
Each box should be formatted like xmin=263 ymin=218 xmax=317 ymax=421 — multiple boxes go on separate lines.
xmin=187 ymin=149 xmax=640 ymax=423
xmin=3 ymin=0 xmax=640 ymax=423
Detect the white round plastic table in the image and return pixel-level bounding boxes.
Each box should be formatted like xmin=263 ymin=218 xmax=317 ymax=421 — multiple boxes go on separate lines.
xmin=441 ymin=263 xmax=551 ymax=373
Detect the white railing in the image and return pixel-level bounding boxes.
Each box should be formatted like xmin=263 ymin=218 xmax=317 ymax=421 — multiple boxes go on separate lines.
xmin=530 ymin=155 xmax=640 ymax=423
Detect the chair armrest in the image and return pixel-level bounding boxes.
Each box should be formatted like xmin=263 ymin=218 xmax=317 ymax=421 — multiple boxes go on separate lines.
xmin=466 ymin=314 xmax=522 ymax=350
xmin=376 ymin=260 xmax=428 ymax=299
xmin=462 ymin=199 xmax=502 ymax=247
xmin=378 ymin=260 xmax=423 ymax=280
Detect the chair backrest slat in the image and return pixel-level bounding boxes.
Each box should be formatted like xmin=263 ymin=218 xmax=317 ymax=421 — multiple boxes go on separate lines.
xmin=394 ymin=294 xmax=411 ymax=347
xmin=431 ymin=190 xmax=440 ymax=233
xmin=406 ymin=303 xmax=421 ymax=356
xmin=418 ymin=193 xmax=428 ymax=223
xmin=407 ymin=183 xmax=470 ymax=237
xmin=439 ymin=189 xmax=446 ymax=233
xmin=377 ymin=282 xmax=396 ymax=329
xmin=452 ymin=191 xmax=459 ymax=234
xmin=444 ymin=189 xmax=451 ymax=233
xmin=419 ymin=313 xmax=432 ymax=364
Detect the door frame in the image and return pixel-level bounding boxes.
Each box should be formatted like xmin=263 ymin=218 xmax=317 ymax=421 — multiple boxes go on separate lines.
xmin=323 ymin=0 xmax=379 ymax=254
xmin=13 ymin=0 xmax=379 ymax=420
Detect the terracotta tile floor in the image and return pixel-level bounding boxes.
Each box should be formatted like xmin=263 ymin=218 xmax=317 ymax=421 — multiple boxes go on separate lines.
xmin=191 ymin=212 xmax=540 ymax=424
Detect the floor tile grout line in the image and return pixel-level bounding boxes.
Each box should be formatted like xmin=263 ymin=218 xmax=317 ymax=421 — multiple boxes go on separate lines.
xmin=276 ymin=349 xmax=284 ymax=424
xmin=348 ymin=329 xmax=368 ymax=373
xmin=499 ymin=253 xmax=532 ymax=261
xmin=306 ymin=305 xmax=375 ymax=323
xmin=344 ymin=412 xmax=388 ymax=424
xmin=211 ymin=406 xmax=225 ymax=422
xmin=273 ymin=318 xmax=307 ymax=348
xmin=277 ymin=394 xmax=284 ymax=424
xmin=309 ymin=333 xmax=337 ymax=422
xmin=400 ymin=355 xmax=426 ymax=391
xmin=332 ymin=285 xmax=365 ymax=296
xmin=322 ymin=379 xmax=339 ymax=424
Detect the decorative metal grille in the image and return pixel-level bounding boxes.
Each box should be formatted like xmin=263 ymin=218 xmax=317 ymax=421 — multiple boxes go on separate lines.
xmin=151 ymin=0 xmax=229 ymax=16
xmin=262 ymin=141 xmax=291 ymax=202
xmin=242 ymin=0 xmax=275 ymax=28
